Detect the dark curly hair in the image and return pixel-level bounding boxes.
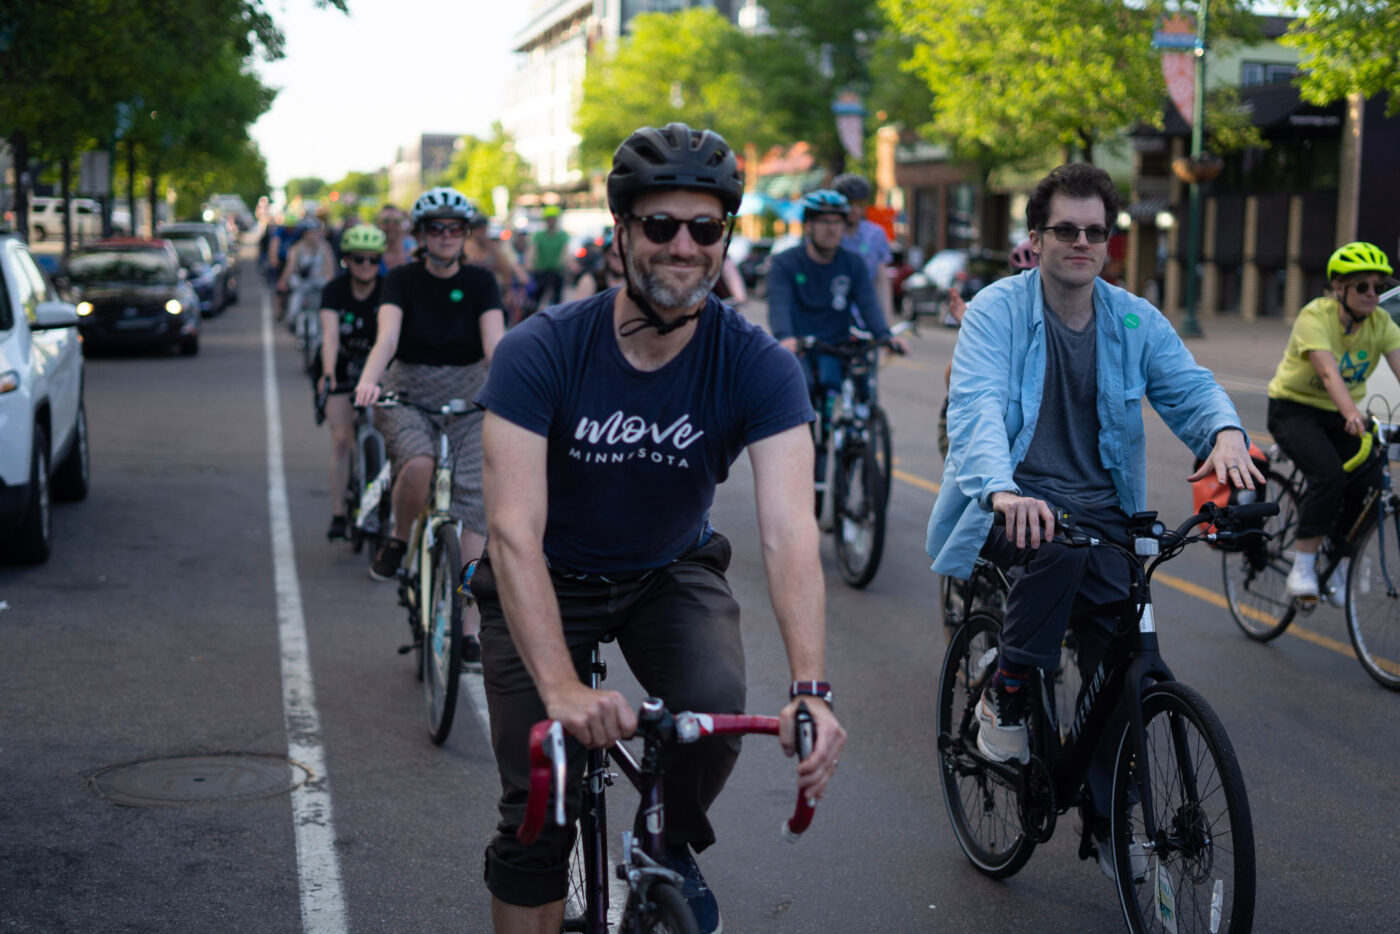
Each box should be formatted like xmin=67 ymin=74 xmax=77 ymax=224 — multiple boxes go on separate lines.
xmin=1026 ymin=163 xmax=1120 ymax=233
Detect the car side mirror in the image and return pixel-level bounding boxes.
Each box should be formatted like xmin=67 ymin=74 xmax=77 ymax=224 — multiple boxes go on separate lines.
xmin=31 ymin=300 xmax=82 ymax=330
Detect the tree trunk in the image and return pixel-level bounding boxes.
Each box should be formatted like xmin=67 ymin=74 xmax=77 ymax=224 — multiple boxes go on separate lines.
xmin=148 ymin=163 xmax=160 ymax=238
xmin=12 ymin=131 xmax=30 ymax=242
xmin=60 ymin=155 xmax=73 ymax=256
xmin=127 ymin=139 xmax=138 ymax=235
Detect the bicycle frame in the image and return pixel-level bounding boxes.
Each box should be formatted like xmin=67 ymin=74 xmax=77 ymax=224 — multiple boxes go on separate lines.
xmin=809 ymin=340 xmax=880 ymax=529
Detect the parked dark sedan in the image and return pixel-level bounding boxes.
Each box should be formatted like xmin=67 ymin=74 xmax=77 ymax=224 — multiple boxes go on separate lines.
xmin=168 ymin=235 xmax=223 ymax=314
xmin=157 ymin=222 xmax=237 ymax=309
xmin=63 ymin=239 xmax=202 ymax=355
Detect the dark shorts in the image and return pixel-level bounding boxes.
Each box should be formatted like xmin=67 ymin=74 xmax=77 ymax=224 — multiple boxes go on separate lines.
xmin=476 ymin=531 xmax=746 ymax=907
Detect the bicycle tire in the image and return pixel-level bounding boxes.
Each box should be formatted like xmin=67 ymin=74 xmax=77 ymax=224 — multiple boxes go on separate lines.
xmin=1222 ymin=469 xmax=1299 ymax=641
xmin=936 ymin=608 xmax=1036 ymax=878
xmin=423 ymin=531 xmax=463 ymax=745
xmin=361 ymin=438 xmax=389 ymax=564
xmin=833 ymin=443 xmax=886 ymax=588
xmin=623 ymin=882 xmax=698 ymax=934
xmin=345 ymin=436 xmax=364 ymax=553
xmin=1345 ymin=517 xmax=1400 ymax=690
xmin=1111 ymin=681 xmax=1255 ymax=934
xmin=868 ymin=405 xmax=893 ymax=508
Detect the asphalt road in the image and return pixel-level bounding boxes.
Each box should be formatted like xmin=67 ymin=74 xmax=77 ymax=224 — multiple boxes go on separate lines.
xmin=3 ymin=261 xmax=1397 ymax=933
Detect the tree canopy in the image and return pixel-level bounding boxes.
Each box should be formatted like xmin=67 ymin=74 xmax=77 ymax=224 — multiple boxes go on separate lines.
xmin=1283 ymin=0 xmax=1400 ymax=115
xmin=438 ymin=123 xmax=532 ymax=216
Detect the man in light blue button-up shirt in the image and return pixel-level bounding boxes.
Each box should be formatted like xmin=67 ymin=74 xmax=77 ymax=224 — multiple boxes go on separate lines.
xmin=925 ymin=164 xmax=1262 ymax=820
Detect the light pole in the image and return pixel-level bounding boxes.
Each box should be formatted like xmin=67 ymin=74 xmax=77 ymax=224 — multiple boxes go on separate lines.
xmin=1180 ymin=2 xmax=1209 ymax=338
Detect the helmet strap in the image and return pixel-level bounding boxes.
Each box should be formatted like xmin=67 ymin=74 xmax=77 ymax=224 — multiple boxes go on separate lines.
xmin=614 ymin=222 xmax=731 ymax=337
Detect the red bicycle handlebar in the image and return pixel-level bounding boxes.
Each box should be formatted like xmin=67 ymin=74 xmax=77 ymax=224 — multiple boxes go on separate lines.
xmin=516 ymin=708 xmax=817 ymax=846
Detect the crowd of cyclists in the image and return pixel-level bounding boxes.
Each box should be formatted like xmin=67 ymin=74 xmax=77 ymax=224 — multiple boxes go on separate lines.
xmin=250 ymin=120 xmax=1396 ymax=933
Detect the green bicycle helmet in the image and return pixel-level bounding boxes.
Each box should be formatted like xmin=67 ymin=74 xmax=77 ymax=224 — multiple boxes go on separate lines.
xmin=1328 ymin=241 xmax=1393 ymax=280
xmin=340 ymin=223 xmax=386 ymax=255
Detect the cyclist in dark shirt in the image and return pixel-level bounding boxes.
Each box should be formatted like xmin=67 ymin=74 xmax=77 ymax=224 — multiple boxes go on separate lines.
xmin=318 ymin=224 xmax=386 ymax=542
xmin=354 ymin=187 xmax=505 ymax=661
xmin=475 ymin=123 xmax=846 ymax=934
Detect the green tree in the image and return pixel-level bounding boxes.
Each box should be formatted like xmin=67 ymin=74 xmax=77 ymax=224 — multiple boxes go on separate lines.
xmin=286 ymin=177 xmax=329 ymax=201
xmin=438 ymin=123 xmax=531 ymax=216
xmin=1282 ymin=0 xmax=1400 ymax=115
xmin=576 ymin=9 xmax=771 ymax=173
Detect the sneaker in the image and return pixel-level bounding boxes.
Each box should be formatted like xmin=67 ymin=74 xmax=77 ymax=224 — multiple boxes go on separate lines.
xmin=1094 ymin=827 xmax=1150 ymax=884
xmin=1324 ymin=557 xmax=1350 ymax=608
xmin=326 ymin=515 xmax=349 ymax=542
xmin=461 ymin=634 xmax=482 ymax=672
xmin=1286 ymin=557 xmax=1319 ymax=602
xmin=370 ymin=538 xmax=408 ymax=582
xmin=975 ymin=679 xmax=1030 ymax=764
xmin=661 ymin=845 xmax=722 ymax=934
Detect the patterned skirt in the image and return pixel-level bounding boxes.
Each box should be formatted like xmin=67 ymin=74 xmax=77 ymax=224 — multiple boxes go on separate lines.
xmin=376 ymin=359 xmax=488 ymax=534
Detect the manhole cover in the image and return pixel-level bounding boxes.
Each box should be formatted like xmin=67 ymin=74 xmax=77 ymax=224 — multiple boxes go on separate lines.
xmin=88 ymin=754 xmax=310 ymax=807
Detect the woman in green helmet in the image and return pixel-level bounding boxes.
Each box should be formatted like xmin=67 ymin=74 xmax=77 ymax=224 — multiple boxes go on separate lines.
xmin=1266 ymin=241 xmax=1399 ymax=604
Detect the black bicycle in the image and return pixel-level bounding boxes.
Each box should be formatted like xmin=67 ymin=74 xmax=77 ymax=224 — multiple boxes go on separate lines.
xmin=518 ymin=636 xmax=817 ymax=933
xmin=802 ymin=327 xmax=903 ymax=588
xmin=938 ymin=503 xmax=1269 ymax=933
xmin=1222 ymin=416 xmax=1400 ymax=689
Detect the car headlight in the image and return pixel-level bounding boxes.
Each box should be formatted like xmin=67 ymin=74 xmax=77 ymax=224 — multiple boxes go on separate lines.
xmin=76 ymin=302 xmax=93 ymax=316
xmin=165 ymin=299 xmax=183 ymax=315
xmin=0 ymin=369 xmax=18 ymax=394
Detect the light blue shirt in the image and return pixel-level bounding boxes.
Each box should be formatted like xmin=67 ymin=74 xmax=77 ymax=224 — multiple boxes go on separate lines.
xmin=926 ymin=269 xmax=1246 ymax=578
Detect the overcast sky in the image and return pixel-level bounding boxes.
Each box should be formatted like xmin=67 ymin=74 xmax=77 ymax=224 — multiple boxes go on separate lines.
xmin=250 ymin=0 xmax=525 ymax=191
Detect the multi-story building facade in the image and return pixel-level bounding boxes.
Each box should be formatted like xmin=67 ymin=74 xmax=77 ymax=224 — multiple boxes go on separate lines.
xmin=503 ymin=1 xmax=763 ymax=199
xmin=387 ymin=134 xmax=463 ymax=210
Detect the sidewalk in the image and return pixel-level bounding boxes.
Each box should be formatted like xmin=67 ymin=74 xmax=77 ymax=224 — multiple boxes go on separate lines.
xmin=1164 ymin=312 xmax=1293 ymax=385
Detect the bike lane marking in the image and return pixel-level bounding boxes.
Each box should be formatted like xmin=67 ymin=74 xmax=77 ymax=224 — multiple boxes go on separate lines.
xmin=898 ymin=457 xmax=1390 ymax=671
xmin=263 ymin=292 xmax=350 ymax=934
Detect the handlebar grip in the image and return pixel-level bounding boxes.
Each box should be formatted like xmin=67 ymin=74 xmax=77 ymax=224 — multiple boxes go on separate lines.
xmin=782 ymin=703 xmax=817 ymax=842
xmin=517 ymin=720 xmax=565 ymax=845
xmin=1230 ymin=501 xmax=1279 ymax=521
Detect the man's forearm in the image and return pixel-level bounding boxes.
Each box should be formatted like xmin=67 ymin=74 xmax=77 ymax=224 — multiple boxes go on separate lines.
xmin=491 ymin=532 xmax=578 ymax=704
xmin=762 ymin=528 xmax=827 ymax=681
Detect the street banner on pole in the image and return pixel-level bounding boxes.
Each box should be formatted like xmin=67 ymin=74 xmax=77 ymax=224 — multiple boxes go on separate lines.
xmin=1155 ymin=14 xmax=1198 ymax=124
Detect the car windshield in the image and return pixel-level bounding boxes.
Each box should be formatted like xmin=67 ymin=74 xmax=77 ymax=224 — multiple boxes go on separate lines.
xmin=67 ymin=250 xmax=178 ymax=286
xmin=161 ymin=230 xmax=218 ymax=254
xmin=171 ymin=240 xmax=208 ymax=267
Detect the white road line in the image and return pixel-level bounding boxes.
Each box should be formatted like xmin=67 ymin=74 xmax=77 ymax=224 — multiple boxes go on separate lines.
xmin=262 ymin=294 xmax=350 ymax=934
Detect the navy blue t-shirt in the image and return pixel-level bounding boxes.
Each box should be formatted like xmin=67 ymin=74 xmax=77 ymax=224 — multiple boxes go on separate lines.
xmin=476 ymin=290 xmax=813 ymax=573
xmin=766 ymin=245 xmax=889 ymax=344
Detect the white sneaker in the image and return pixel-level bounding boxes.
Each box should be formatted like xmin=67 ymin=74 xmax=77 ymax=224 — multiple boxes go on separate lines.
xmin=1324 ymin=557 xmax=1350 ymax=608
xmin=975 ymin=687 xmax=1029 ymax=764
xmin=1097 ymin=834 xmax=1150 ymax=884
xmin=1287 ymin=558 xmax=1319 ymax=602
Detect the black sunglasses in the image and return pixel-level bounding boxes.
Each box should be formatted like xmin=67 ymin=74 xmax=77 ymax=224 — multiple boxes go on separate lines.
xmin=1039 ymin=223 xmax=1111 ymax=244
xmin=347 ymin=254 xmax=380 ymax=266
xmin=425 ymin=221 xmax=467 ymax=237
xmin=626 ymin=213 xmax=730 ymax=247
xmin=1344 ymin=280 xmax=1386 ymax=295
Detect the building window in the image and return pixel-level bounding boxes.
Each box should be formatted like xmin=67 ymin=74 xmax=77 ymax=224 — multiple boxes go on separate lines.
xmin=1241 ymin=61 xmax=1298 ymax=87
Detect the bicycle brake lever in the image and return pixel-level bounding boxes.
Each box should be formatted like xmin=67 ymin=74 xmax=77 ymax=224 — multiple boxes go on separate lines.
xmin=782 ymin=702 xmax=816 ymax=843
xmin=545 ymin=721 xmax=566 ymax=828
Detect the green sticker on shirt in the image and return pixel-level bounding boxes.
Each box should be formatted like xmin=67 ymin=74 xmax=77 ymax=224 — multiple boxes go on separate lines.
xmin=1358 ymin=349 xmax=1369 ymax=360
xmin=450 ymin=289 xmax=464 ymax=302
xmin=795 ymin=273 xmax=807 ymax=286
xmin=1124 ymin=313 xmax=1140 ymax=329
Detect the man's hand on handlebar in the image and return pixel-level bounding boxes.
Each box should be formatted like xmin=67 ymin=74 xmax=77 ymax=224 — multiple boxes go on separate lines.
xmin=779 ymin=337 xmax=800 ymax=355
xmin=882 ymin=335 xmax=909 ymax=356
xmin=779 ymin=698 xmax=844 ymax=802
xmin=352 ymin=381 xmax=381 ymax=408
xmin=991 ymin=491 xmax=1057 ymax=548
xmin=544 ymin=680 xmax=638 ymax=749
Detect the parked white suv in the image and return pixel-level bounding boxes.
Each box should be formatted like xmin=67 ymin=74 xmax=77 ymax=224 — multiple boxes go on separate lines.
xmin=0 ymin=233 xmax=88 ymax=563
xmin=28 ymin=196 xmax=103 ymax=243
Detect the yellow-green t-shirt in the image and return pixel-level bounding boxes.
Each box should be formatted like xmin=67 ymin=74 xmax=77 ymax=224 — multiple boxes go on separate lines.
xmin=1267 ymin=296 xmax=1400 ymax=410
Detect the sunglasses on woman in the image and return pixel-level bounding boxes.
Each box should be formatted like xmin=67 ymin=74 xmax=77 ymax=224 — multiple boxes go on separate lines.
xmin=1343 ymin=280 xmax=1386 ymax=295
xmin=626 ymin=213 xmax=730 ymax=247
xmin=347 ymin=253 xmax=380 ymax=266
xmin=425 ymin=221 xmax=467 ymax=237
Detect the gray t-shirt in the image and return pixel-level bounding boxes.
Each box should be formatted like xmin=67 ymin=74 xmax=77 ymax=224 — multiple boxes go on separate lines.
xmin=1014 ymin=306 xmax=1120 ymax=516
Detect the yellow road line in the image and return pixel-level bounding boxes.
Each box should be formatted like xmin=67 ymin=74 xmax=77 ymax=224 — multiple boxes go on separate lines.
xmin=896 ymin=464 xmax=1395 ymax=673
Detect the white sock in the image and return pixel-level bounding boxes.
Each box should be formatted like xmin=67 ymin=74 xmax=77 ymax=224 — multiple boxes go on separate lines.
xmin=1294 ymin=551 xmax=1317 ymax=571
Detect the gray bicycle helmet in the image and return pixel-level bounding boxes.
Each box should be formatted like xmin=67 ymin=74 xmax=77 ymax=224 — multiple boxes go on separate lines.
xmin=411 ymin=187 xmax=476 ymax=228
xmin=831 ymin=173 xmax=873 ymax=204
xmin=607 ymin=123 xmax=744 ymax=218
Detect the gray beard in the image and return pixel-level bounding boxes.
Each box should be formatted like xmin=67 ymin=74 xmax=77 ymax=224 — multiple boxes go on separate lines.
xmin=625 ymin=250 xmax=720 ymax=311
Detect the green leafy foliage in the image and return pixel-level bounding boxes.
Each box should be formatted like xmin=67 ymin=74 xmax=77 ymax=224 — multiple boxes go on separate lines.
xmin=437 ymin=123 xmax=532 ymax=214
xmin=1282 ymin=0 xmax=1400 ymax=115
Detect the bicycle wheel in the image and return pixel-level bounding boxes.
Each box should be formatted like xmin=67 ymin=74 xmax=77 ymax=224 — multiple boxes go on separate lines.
xmin=1346 ymin=514 xmax=1400 ymax=690
xmin=345 ymin=443 xmax=365 ymax=553
xmin=1051 ymin=629 xmax=1082 ymax=743
xmin=1110 ymin=681 xmax=1254 ymax=934
xmin=562 ymin=833 xmax=590 ymax=932
xmin=423 ymin=530 xmax=463 ymax=745
xmin=833 ymin=443 xmax=886 ymax=588
xmin=867 ymin=405 xmax=893 ymax=508
xmin=623 ymin=882 xmax=698 ymax=934
xmin=1222 ymin=470 xmax=1299 ymax=641
xmin=936 ymin=608 xmax=1036 ymax=878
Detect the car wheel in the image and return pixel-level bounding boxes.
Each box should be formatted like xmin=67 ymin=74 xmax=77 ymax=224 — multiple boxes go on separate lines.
xmin=51 ymin=399 xmax=90 ymax=502
xmin=180 ymin=335 xmax=200 ymax=356
xmin=3 ymin=426 xmax=53 ymax=564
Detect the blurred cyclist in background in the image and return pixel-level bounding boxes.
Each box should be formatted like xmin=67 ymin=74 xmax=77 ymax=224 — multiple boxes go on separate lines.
xmin=833 ymin=173 xmax=895 ymax=327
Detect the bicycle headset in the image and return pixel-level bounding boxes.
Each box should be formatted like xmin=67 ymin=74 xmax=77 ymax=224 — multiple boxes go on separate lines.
xmin=606 ymin=122 xmax=744 ymax=336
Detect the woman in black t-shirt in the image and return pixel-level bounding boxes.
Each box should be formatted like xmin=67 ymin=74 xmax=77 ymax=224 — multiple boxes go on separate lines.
xmin=354 ymin=189 xmax=505 ymax=657
xmin=318 ymin=224 xmax=386 ymax=542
